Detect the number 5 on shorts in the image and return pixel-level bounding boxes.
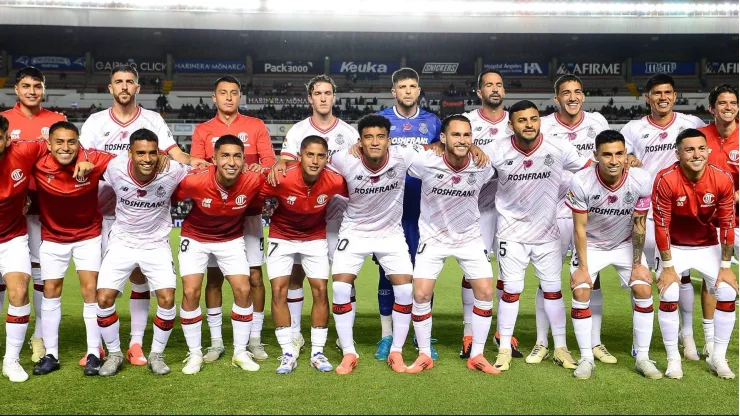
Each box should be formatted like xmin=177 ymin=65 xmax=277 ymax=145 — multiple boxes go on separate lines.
xmin=499 ymin=241 xmax=507 ymax=258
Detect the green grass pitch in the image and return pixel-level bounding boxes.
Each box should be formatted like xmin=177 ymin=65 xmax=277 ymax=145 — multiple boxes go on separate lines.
xmin=0 ymin=228 xmax=737 ymax=414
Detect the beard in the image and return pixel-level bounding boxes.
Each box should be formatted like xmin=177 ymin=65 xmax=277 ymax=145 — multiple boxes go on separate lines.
xmin=114 ymin=92 xmax=134 ymax=107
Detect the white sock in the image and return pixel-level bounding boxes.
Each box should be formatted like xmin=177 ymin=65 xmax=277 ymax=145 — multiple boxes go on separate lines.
xmin=231 ymin=304 xmax=253 ymax=353
xmin=542 ymin=288 xmax=567 ymax=349
xmin=151 ymin=306 xmax=176 ymax=354
xmin=390 ymin=284 xmax=412 ymax=353
xmin=250 ymin=311 xmax=264 ymax=343
xmin=713 ymin=291 xmax=738 ymax=363
xmin=571 ymin=299 xmax=593 ymax=361
xmin=590 ymin=288 xmax=603 ymax=347
xmin=380 ymin=314 xmax=393 ymax=338
xmin=471 ymin=298 xmax=493 ymax=357
xmin=275 ymin=326 xmax=293 ymax=355
xmin=702 ymin=318 xmax=714 ymax=349
xmin=411 ymin=301 xmax=432 ymax=356
xmin=31 ymin=269 xmax=43 ymax=339
xmin=633 ymin=297 xmax=654 ymax=361
xmin=332 ymin=281 xmax=355 ymax=356
xmin=180 ymin=307 xmax=203 ymax=355
xmin=659 ymin=301 xmax=680 ymax=360
xmin=97 ymin=304 xmax=121 ymax=354
xmin=498 ymin=290 xmax=521 ymax=350
xmin=287 ymin=288 xmax=304 ymax=338
xmin=678 ymin=282 xmax=695 ymax=338
xmin=206 ymin=307 xmax=223 ymax=341
xmin=41 ymin=297 xmax=61 ymax=359
xmin=461 ymin=278 xmax=474 ymax=337
xmin=535 ymin=286 xmax=549 ymax=347
xmin=129 ymin=283 xmax=150 ymax=348
xmin=83 ymin=302 xmax=101 ymax=357
xmin=350 ymin=285 xmax=357 ymax=327
xmin=311 ymin=327 xmax=328 ymax=356
xmin=5 ymin=303 xmax=31 ymax=360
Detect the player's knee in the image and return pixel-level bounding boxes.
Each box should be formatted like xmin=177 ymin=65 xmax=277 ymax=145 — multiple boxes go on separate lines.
xmin=630 ymin=281 xmax=652 ymax=299
xmin=660 ymin=282 xmax=680 ymax=302
xmin=393 ymin=283 xmax=413 ymax=304
xmin=231 ymin=283 xmax=251 ymax=303
xmin=572 ymin=285 xmax=591 ymax=302
xmin=473 ymin=284 xmax=494 ymax=302
xmin=539 ymin=280 xmax=562 ymax=294
xmin=96 ymin=291 xmax=115 ymax=309
xmin=332 ymin=281 xmax=352 ymax=304
xmin=715 ymin=283 xmax=738 ymax=303
xmin=501 ymin=280 xmax=524 ymax=303
xmin=249 ymin=267 xmax=263 ymax=286
xmin=412 ymin=288 xmax=432 ymax=305
xmin=156 ymin=290 xmax=175 ymax=309
xmin=310 ymin=283 xmax=328 ymax=302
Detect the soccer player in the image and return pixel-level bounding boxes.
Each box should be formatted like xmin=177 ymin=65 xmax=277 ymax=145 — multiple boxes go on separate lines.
xmin=30 ymin=122 xmax=115 ymax=377
xmin=490 ymin=100 xmax=589 ymax=371
xmin=696 ymin=84 xmax=738 ymax=360
xmin=260 ymin=136 xmax=347 ymax=374
xmin=190 ymin=75 xmax=276 ymax=363
xmin=408 ymin=114 xmax=498 ymax=374
xmin=96 ymin=128 xmax=188 ymax=377
xmin=271 ymin=74 xmax=357 ymax=356
xmin=653 ymin=128 xmax=737 ymax=379
xmin=177 ymin=135 xmax=266 ymax=375
xmin=375 ymin=68 xmax=441 ymax=361
xmin=621 ymin=74 xmax=706 ymax=361
xmin=538 ymin=74 xmax=612 ymax=365
xmin=1 ymin=66 xmax=66 ymax=363
xmin=80 ymin=64 xmax=204 ymax=366
xmin=565 ymin=130 xmax=661 ymax=380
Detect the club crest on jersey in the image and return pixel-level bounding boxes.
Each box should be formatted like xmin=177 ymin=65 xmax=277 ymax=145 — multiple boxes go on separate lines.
xmin=386 ymin=168 xmax=397 ymax=179
xmin=607 ymin=195 xmax=618 ymax=204
xmin=286 ymin=196 xmax=297 ymax=205
xmin=567 ymin=133 xmax=577 ymax=141
xmin=624 ymin=191 xmax=635 ymax=204
xmin=316 ymin=194 xmax=328 ymax=206
xmin=11 ymin=169 xmax=24 ymax=182
xmin=335 ymin=133 xmax=345 ymax=145
xmin=403 ymin=122 xmax=413 ymax=132
xmin=703 ymin=193 xmax=715 ymax=205
xmin=658 ymin=132 xmax=668 ymax=140
xmin=523 ymin=160 xmax=533 ymax=169
xmin=452 ymin=176 xmax=461 ymax=184
xmin=730 ymin=150 xmax=739 ymax=162
xmin=136 ymin=189 xmax=147 ymax=197
xmin=489 ymin=127 xmax=498 ymax=136
xmin=419 ymin=123 xmax=428 ymax=135
xmin=235 ymin=195 xmax=247 ymax=206
xmin=155 ymin=186 xmax=166 ymax=197
xmin=544 ymin=154 xmax=554 ymax=167
xmin=467 ymin=173 xmax=476 ymax=185
xmin=75 ymin=174 xmax=88 ymax=184
xmin=238 ymin=132 xmax=248 ymax=142
xmin=587 ymin=127 xmax=596 ymax=138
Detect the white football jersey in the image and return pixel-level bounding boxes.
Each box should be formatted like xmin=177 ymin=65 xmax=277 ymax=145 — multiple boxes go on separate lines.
xmin=464 ymin=109 xmax=510 ymax=211
xmin=81 ymin=106 xmax=178 ymax=216
xmin=492 ymin=135 xmax=590 ymax=244
xmin=541 ymin=112 xmax=610 ymax=219
xmin=409 ymin=150 xmax=494 ymax=248
xmin=621 ymin=112 xmax=706 ymax=180
xmin=103 ymin=155 xmax=189 ymax=249
xmin=566 ymin=166 xmax=652 ymax=250
xmin=331 ymin=145 xmax=421 ymax=238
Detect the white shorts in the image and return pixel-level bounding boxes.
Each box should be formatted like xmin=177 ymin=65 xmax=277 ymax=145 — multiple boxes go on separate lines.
xmin=39 ymin=236 xmax=102 ymax=280
xmin=557 ymin=217 xmax=574 ymax=263
xmin=0 ymin=235 xmax=32 ymax=276
xmin=179 ymin=236 xmax=250 ymax=277
xmin=331 ymin=233 xmax=413 ymax=277
xmin=497 ymin=239 xmax=562 ymax=283
xmin=98 ymin=241 xmax=175 ymax=292
xmin=657 ymin=245 xmax=722 ymax=291
xmin=570 ymin=244 xmax=647 ymax=289
xmin=207 ymin=215 xmax=264 ymax=269
xmin=413 ymin=238 xmax=493 ymax=280
xmin=326 ymin=219 xmax=341 ymax=260
xmin=266 ymin=238 xmax=329 ymax=280
xmin=26 ymin=215 xmax=42 ymax=264
xmin=101 ymin=216 xmax=115 ymax=253
xmin=644 ymin=217 xmax=658 ymax=270
xmin=480 ymin=207 xmax=498 ymax=255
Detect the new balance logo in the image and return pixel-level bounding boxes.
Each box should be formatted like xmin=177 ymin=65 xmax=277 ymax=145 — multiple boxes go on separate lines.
xmin=286 ymin=196 xmax=297 ymax=205
xmin=676 ymin=196 xmax=686 ymax=206
xmin=202 ymin=198 xmax=212 ymax=208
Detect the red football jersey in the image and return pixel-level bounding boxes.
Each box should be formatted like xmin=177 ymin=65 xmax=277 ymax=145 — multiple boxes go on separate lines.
xmin=2 ymin=104 xmax=67 ymax=216
xmin=259 ymin=164 xmax=348 ymax=241
xmin=0 ymin=140 xmax=48 ymax=243
xmin=653 ymin=162 xmax=735 ymax=250
xmin=33 ymin=148 xmax=115 ymax=243
xmin=701 ymin=123 xmax=739 ymax=227
xmin=174 ymin=165 xmax=265 ymax=243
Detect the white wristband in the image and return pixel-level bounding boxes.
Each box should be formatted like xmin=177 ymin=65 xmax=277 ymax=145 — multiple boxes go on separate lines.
xmin=721 ymin=261 xmax=732 ymax=269
xmin=661 ymin=260 xmax=673 ymax=268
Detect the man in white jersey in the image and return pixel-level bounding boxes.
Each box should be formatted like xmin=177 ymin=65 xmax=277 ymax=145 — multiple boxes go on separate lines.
xmin=271 ymin=74 xmax=357 ymax=355
xmin=488 ymin=100 xmax=589 ymax=372
xmin=95 ymin=129 xmax=189 ymax=376
xmin=621 ymin=73 xmax=706 ymax=360
xmin=407 ymin=115 xmax=499 ymax=374
xmin=565 ymin=130 xmax=661 ymax=380
xmin=80 ymin=64 xmax=204 ymax=366
xmin=538 ymin=74 xmax=613 ymax=365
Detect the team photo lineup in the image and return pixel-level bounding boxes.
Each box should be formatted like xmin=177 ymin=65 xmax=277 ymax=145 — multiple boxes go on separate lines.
xmin=0 ymin=57 xmax=738 ymax=388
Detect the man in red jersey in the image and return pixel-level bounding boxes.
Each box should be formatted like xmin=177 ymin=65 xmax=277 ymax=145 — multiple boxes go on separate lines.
xmin=190 ymin=75 xmax=276 ymax=363
xmin=29 ymin=121 xmax=114 ymax=377
xmin=260 ymin=135 xmax=347 ymax=374
xmin=176 ymin=135 xmax=266 ymax=375
xmin=653 ymin=128 xmax=737 ymax=380
xmin=1 ymin=67 xmax=67 ymax=363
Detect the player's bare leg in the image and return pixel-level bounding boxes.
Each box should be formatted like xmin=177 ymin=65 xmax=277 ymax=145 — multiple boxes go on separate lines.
xmin=225 ymin=274 xmax=259 ymax=372
xmin=149 ymin=287 xmax=176 ymax=375
xmin=466 ymin=278 xmax=498 ymax=374
xmin=3 ymin=272 xmax=31 ymax=382
xmin=247 ymin=266 xmax=268 ymax=360
xmin=203 ymin=267 xmax=225 ymax=363
xmin=332 ymin=273 xmax=359 ymax=374
xmin=385 ymin=273 xmax=413 ymax=373
xmin=631 ymin=281 xmax=662 ymax=379
xmin=287 ymin=265 xmax=306 ymax=356
xmin=127 ymin=268 xmax=150 ymax=366
xmin=408 ymin=277 xmax=436 ymax=374
xmin=700 ymin=280 xmax=717 ymax=360
xmin=271 ymin=274 xmax=298 ymax=374
xmin=96 ymin=288 xmax=124 ymax=377
xmin=180 ymin=273 xmax=205 ymax=374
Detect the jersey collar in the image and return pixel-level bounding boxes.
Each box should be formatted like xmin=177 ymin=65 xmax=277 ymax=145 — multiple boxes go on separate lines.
xmin=361 ymin=150 xmax=389 ymax=174
xmin=12 ymin=103 xmax=43 ymax=120
xmin=595 ymin=163 xmax=628 ymax=191
xmin=109 ymin=106 xmax=142 ymax=128
xmin=555 ymin=112 xmax=584 ymax=131
xmin=309 ymin=116 xmax=338 ymax=134
xmin=393 ymin=106 xmax=420 ymax=120
xmin=510 ymin=134 xmax=543 ymax=157
xmin=478 ymin=108 xmax=506 ymax=125
xmin=646 ymin=113 xmax=676 ymax=130
xmin=127 ymin=159 xmax=158 ymax=187
xmin=444 ymin=153 xmax=471 ymax=173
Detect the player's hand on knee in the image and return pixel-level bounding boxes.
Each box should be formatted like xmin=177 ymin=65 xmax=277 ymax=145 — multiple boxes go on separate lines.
xmin=570 ymin=267 xmax=592 ymax=291
xmin=716 ymin=268 xmax=739 ymax=293
xmin=657 ymin=267 xmax=680 ymax=296
xmin=629 ymin=264 xmax=653 ymax=286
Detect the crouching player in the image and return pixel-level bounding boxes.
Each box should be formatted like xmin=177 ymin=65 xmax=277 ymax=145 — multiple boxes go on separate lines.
xmin=565 ymin=130 xmax=661 ymax=380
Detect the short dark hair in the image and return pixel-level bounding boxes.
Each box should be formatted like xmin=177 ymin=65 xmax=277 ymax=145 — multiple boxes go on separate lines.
xmin=675 ymin=128 xmax=706 ymax=148
xmin=215 ymin=134 xmax=244 ymax=152
xmin=392 ymin=67 xmax=419 ymax=86
xmin=477 ymin=69 xmax=503 ymax=89
xmin=15 ymin=66 xmax=45 ymax=85
xmin=305 ymin=74 xmax=336 ymax=95
xmin=554 ymin=74 xmax=583 ymax=95
xmin=111 ymin=64 xmax=139 ymax=83
xmin=300 ymin=135 xmax=328 ymax=152
xmin=441 ymin=114 xmax=471 ymax=134
xmin=357 ymin=114 xmax=391 ymax=136
xmin=214 ymin=75 xmax=241 ymax=91
xmin=48 ymin=121 xmax=79 ymax=137
xmin=708 ymin=84 xmax=739 ymax=109
xmin=594 ymin=130 xmax=625 ymax=151
xmin=129 ymin=128 xmax=158 ymax=146
xmin=644 ymin=74 xmax=675 ymax=93
xmin=508 ymin=100 xmax=539 ymax=120
xmin=0 ymin=114 xmax=9 ymax=136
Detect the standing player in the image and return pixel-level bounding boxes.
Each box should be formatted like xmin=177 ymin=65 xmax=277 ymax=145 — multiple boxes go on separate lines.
xmin=261 ymin=136 xmax=347 ymax=374
xmin=80 ymin=64 xmax=204 ymax=366
xmin=653 ymin=128 xmax=737 ymax=379
xmin=271 ymin=74 xmax=357 ymax=356
xmin=565 ymin=130 xmax=661 ymax=379
xmin=1 ymin=66 xmax=66 ymax=363
xmin=490 ymin=100 xmax=589 ymax=371
xmin=190 ymin=75 xmax=276 ymax=363
xmin=407 ymin=115 xmax=498 ymax=374
xmin=375 ymin=68 xmax=441 ymax=360
xmin=177 ymin=135 xmax=266 ymax=375
xmin=621 ymin=74 xmax=706 ymax=361
xmin=96 ymin=128 xmax=189 ymax=377
xmin=538 ymin=74 xmax=612 ymax=365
